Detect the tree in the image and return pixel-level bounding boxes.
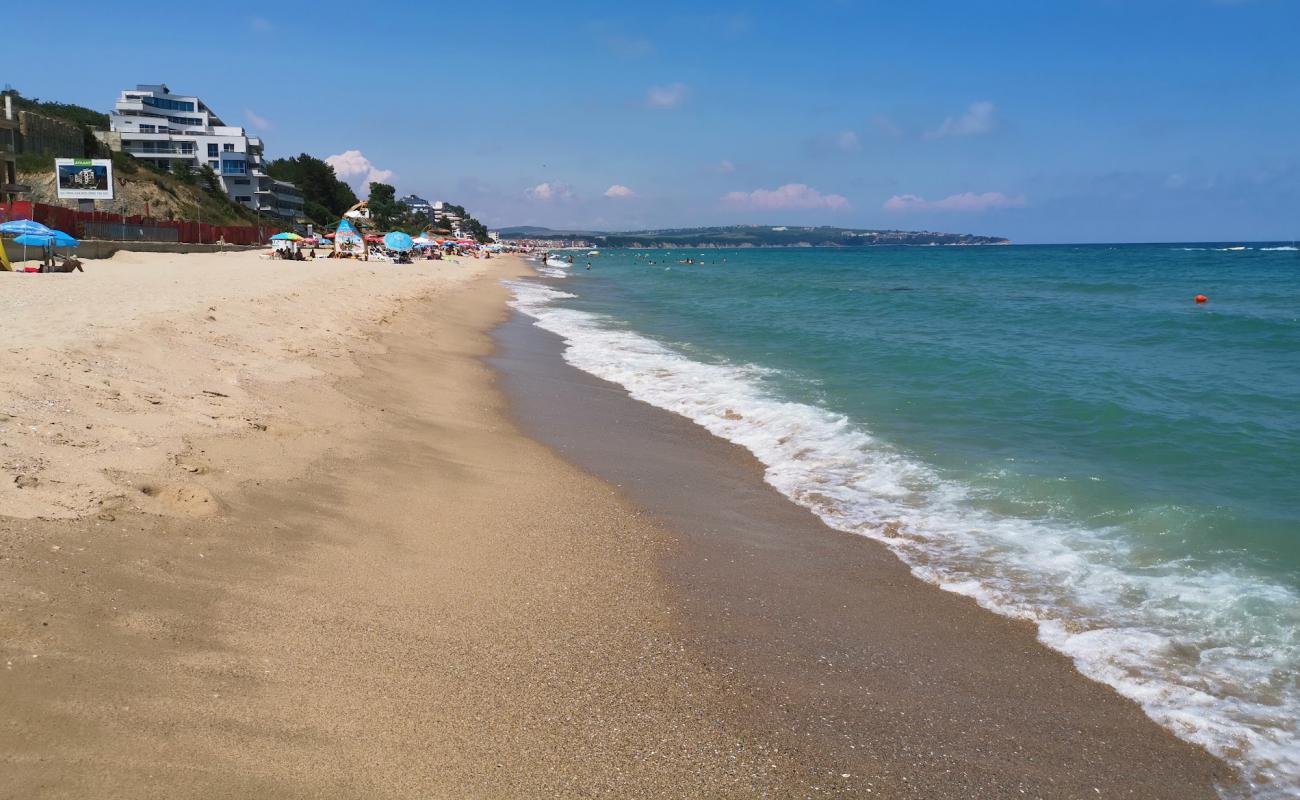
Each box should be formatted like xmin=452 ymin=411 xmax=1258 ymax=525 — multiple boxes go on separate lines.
xmin=198 ymin=164 xmax=222 ymax=195
xmin=366 ymin=182 xmax=402 ymax=230
xmin=170 ymin=158 xmax=193 ymax=183
xmin=265 ymin=154 xmax=358 ymax=226
xmin=438 ymin=203 xmax=492 ymax=243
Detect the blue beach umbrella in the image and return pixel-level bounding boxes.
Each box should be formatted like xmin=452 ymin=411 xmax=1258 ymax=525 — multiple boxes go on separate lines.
xmin=0 ymin=219 xmax=52 ymax=236
xmin=14 ymin=230 xmax=79 ymax=248
xmin=268 ymin=232 xmax=302 ymax=241
xmin=383 ymin=231 xmax=414 ymax=252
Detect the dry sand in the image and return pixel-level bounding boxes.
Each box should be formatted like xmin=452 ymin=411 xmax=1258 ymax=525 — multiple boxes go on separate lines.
xmin=0 ymin=252 xmax=803 ymax=797
xmin=0 ymin=249 xmax=484 ymax=519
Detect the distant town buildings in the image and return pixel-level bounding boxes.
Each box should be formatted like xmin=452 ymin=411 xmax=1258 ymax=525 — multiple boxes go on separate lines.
xmin=432 ymin=201 xmax=466 ymax=236
xmin=100 ymin=84 xmax=303 ymax=223
xmin=398 ymin=194 xmax=433 ymax=222
xmin=395 ymin=195 xmax=481 ymax=238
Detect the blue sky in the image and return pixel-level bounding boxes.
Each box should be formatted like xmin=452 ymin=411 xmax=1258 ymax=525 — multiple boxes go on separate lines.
xmin=6 ymin=0 xmax=1298 ymax=242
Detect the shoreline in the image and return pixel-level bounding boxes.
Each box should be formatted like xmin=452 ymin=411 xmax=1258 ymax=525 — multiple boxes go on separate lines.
xmin=492 ymin=266 xmax=1235 ymax=797
xmin=1 ymin=251 xmax=1232 ymax=797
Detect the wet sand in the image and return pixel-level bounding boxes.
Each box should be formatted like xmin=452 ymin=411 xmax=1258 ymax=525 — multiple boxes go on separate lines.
xmin=491 ymin=298 xmax=1233 ymax=798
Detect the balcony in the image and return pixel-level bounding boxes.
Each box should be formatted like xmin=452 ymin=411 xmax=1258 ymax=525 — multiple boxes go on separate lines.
xmin=219 ymin=152 xmax=249 ymax=176
xmin=125 ymin=146 xmax=197 ymax=156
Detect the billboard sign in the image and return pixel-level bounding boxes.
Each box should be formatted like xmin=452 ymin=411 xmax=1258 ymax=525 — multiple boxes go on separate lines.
xmin=55 ymin=158 xmax=114 ymax=200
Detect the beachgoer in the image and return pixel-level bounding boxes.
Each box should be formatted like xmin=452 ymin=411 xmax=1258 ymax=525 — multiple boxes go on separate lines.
xmin=48 ymin=255 xmax=83 ymax=273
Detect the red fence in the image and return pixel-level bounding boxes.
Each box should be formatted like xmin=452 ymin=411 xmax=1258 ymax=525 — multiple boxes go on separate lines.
xmin=0 ymin=201 xmax=280 ymax=246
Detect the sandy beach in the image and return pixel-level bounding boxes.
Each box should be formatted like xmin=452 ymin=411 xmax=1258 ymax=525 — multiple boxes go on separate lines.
xmin=1 ymin=250 xmax=1231 ymax=797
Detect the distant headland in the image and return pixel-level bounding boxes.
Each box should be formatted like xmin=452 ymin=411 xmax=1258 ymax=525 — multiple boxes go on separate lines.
xmin=498 ymin=224 xmax=1011 ymax=248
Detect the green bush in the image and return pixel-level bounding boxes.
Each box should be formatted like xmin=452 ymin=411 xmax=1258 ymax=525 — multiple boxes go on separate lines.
xmin=111 ymin=150 xmax=139 ymax=174
xmin=169 ymin=158 xmax=194 ymax=183
xmin=15 ymin=150 xmax=55 ymax=173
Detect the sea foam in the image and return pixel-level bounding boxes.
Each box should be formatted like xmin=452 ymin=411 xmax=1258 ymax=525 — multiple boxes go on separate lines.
xmin=506 ymin=275 xmax=1300 ymax=799
xmin=532 ymin=254 xmax=570 ymax=278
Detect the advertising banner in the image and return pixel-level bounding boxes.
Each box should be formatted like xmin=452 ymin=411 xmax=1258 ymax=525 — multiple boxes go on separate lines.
xmin=55 ymin=158 xmax=114 ymax=200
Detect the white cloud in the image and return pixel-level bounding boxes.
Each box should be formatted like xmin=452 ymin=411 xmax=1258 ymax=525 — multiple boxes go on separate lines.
xmin=723 ymin=183 xmax=850 ymax=210
xmin=645 ymin=83 xmax=689 ymax=109
xmin=324 ymin=150 xmax=394 ymax=194
xmin=604 ymin=184 xmax=637 ymax=198
xmin=883 ymin=191 xmax=1025 ymax=212
xmin=525 ymin=182 xmax=574 ymax=202
xmin=925 ymin=101 xmax=997 ymax=140
xmin=244 ymin=109 xmax=271 ymax=131
xmin=709 ymin=159 xmax=736 ymax=174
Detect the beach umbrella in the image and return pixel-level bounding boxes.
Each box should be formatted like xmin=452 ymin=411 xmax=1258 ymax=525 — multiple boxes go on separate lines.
xmin=383 ymin=231 xmax=414 ymax=252
xmin=412 ymin=235 xmax=432 ymax=245
xmin=363 ymin=234 xmax=385 ymax=244
xmin=442 ymin=240 xmax=457 ymax=247
xmin=269 ymin=232 xmax=302 ymax=241
xmin=14 ymin=230 xmax=79 ymax=248
xmin=0 ymin=219 xmax=52 ymax=236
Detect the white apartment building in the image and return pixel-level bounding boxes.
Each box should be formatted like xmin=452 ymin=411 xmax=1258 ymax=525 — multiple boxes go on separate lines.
xmin=431 ymin=200 xmax=466 ymax=237
xmin=105 ymin=84 xmax=303 ymax=222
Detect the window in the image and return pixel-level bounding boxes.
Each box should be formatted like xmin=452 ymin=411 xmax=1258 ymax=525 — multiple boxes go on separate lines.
xmin=138 ymin=124 xmax=155 ymax=133
xmin=222 ymin=160 xmax=247 ymax=175
xmin=208 ymin=160 xmax=219 ymax=170
xmin=142 ymin=95 xmax=196 ymax=112
xmin=207 ymin=143 xmax=218 ymax=158
xmin=235 ymin=196 xmax=253 ymax=203
xmin=177 ymin=141 xmax=195 ymax=154
xmin=233 ymin=179 xmax=250 ymax=185
xmin=167 ymin=116 xmax=201 ymax=126
xmin=222 ymin=143 xmax=234 ymax=152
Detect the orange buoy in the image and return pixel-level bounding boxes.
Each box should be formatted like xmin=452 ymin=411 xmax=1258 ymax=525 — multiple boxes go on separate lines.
xmin=1195 ymin=294 xmax=1208 ymax=304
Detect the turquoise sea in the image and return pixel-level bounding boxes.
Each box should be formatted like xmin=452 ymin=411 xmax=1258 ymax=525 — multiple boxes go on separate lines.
xmin=509 ymin=244 xmax=1299 ymax=797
